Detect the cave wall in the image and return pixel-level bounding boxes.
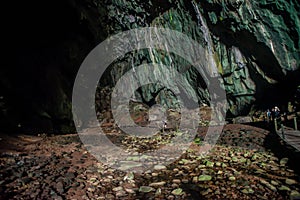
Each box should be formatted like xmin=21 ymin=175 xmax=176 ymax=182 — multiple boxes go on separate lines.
xmin=1 ymin=0 xmax=105 ymax=133
xmin=102 ymin=0 xmax=300 ymax=116
xmin=1 ymin=0 xmax=300 ymax=133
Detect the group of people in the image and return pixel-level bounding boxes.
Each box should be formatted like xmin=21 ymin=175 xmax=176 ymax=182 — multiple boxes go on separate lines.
xmin=266 ymin=106 xmax=281 ymax=122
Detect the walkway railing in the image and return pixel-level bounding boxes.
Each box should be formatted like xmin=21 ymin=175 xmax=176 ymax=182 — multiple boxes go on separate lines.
xmin=274 ymin=116 xmax=298 ymax=133
xmin=274 ymin=114 xmax=300 ymax=151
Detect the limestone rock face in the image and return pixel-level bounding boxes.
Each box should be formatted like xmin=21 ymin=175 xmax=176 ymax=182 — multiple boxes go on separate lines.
xmin=101 ymin=0 xmax=300 ymax=116
xmin=1 ymin=0 xmax=300 ymax=132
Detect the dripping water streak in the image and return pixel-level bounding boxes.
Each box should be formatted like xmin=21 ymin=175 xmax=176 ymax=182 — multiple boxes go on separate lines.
xmin=191 ymin=0 xmax=218 ymax=77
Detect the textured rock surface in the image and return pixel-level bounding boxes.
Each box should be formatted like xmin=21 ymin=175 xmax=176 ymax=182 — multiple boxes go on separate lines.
xmin=1 ymin=123 xmax=300 ymax=199
xmin=102 ymin=0 xmax=300 ymax=116
xmin=1 ymin=0 xmax=300 ymax=132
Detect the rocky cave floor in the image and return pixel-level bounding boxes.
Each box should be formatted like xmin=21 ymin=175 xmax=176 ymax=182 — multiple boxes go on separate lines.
xmin=1 ymin=123 xmax=300 ymax=200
